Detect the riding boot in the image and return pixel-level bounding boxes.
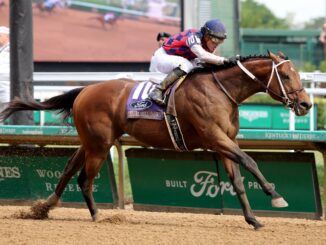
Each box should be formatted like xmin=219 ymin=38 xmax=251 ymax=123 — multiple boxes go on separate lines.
xmin=149 ymin=67 xmax=186 ymax=105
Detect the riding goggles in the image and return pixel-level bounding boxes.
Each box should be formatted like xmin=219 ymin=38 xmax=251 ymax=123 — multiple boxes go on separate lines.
xmin=210 ymin=36 xmax=225 ymax=44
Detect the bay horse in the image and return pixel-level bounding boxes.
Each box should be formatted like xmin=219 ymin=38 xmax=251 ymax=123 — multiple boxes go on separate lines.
xmin=0 ymin=51 xmax=311 ymax=229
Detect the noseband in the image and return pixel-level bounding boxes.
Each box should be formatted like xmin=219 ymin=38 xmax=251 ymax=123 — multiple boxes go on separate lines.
xmin=236 ymin=59 xmax=304 ymax=108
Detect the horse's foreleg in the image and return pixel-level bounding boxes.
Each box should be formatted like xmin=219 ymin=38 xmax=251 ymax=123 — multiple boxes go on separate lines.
xmin=212 ymin=133 xmax=288 ymax=208
xmin=77 ymin=151 xmax=107 ymax=221
xmin=234 ymin=150 xmax=288 ymax=207
xmin=222 ymin=157 xmax=263 ymax=230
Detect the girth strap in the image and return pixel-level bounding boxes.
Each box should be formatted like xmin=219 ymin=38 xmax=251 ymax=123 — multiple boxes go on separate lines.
xmin=164 ymin=113 xmax=188 ymax=152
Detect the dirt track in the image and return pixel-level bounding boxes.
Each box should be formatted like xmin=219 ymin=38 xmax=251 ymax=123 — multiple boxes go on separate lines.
xmin=0 ymin=1 xmax=179 ymax=62
xmin=0 ymin=205 xmax=326 ymax=245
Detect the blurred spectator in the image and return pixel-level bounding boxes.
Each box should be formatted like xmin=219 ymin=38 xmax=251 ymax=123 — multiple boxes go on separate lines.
xmin=156 ymin=32 xmax=171 ymax=47
xmin=319 ymin=23 xmax=326 ymax=59
xmin=0 ymin=26 xmax=10 ymax=123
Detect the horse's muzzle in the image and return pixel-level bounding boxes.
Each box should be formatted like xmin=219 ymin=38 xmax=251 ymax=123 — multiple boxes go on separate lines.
xmin=292 ymin=100 xmax=312 ymax=116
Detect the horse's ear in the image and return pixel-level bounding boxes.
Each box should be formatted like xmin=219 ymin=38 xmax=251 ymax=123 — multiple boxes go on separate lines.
xmin=267 ymin=51 xmax=279 ymax=62
xmin=278 ymin=51 xmax=287 ymax=59
xmin=267 ymin=50 xmax=277 ymax=58
xmin=267 ymin=49 xmax=271 ymax=56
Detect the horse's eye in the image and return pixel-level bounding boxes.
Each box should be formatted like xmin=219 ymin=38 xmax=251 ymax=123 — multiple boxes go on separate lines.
xmin=281 ymin=74 xmax=289 ymax=80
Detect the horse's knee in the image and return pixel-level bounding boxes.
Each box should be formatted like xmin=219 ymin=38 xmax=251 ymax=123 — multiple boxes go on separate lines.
xmin=233 ymin=177 xmax=245 ymax=194
xmin=235 ymin=153 xmax=259 ymax=172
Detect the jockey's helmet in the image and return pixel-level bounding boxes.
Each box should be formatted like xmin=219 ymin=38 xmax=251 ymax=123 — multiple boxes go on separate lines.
xmin=201 ymin=19 xmax=227 ymax=42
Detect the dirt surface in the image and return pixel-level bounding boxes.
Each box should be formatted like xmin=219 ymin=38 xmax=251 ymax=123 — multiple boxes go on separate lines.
xmin=0 ymin=1 xmax=179 ymax=62
xmin=0 ymin=205 xmax=326 ymax=245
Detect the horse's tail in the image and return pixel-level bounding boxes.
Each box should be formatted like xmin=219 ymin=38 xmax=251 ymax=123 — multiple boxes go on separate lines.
xmin=0 ymin=87 xmax=84 ymax=123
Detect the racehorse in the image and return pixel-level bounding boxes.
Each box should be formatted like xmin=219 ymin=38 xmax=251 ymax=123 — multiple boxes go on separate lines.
xmin=34 ymin=0 xmax=63 ymax=14
xmin=89 ymin=12 xmax=120 ymax=30
xmin=0 ymin=51 xmax=311 ymax=229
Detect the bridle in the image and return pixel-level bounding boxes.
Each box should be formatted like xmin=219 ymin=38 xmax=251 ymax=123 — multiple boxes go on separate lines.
xmin=237 ymin=59 xmax=304 ymax=108
xmin=213 ymin=58 xmax=304 ymax=108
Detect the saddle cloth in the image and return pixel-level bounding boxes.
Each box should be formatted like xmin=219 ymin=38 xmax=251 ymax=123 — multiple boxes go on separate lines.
xmin=127 ymin=81 xmax=164 ymax=120
xmin=127 ymin=80 xmax=188 ymax=151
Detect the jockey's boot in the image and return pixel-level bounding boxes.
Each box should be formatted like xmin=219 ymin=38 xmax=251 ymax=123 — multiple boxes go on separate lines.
xmin=149 ymin=67 xmax=186 ymax=106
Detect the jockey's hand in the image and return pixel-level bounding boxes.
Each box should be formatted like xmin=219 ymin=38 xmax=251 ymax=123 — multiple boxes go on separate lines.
xmin=224 ymin=55 xmax=241 ymax=65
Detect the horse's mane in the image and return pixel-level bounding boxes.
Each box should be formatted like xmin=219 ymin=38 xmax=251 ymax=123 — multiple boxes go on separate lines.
xmin=192 ymin=53 xmax=288 ymax=73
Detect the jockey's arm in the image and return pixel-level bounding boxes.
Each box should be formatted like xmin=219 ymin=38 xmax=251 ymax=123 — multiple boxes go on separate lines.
xmin=190 ymin=44 xmax=226 ymax=65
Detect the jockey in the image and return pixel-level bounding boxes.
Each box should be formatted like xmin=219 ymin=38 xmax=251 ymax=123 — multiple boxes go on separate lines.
xmin=104 ymin=12 xmax=116 ymax=22
xmin=149 ymin=19 xmax=237 ymax=106
xmin=43 ymin=0 xmax=61 ymax=9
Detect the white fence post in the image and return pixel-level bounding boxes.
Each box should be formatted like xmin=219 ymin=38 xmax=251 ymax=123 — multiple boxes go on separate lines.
xmin=310 ymin=81 xmax=315 ymax=131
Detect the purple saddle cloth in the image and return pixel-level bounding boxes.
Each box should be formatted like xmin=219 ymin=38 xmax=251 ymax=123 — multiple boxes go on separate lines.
xmin=127 ymin=81 xmax=164 ymax=120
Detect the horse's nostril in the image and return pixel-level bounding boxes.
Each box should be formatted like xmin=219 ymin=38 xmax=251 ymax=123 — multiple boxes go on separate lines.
xmin=300 ymin=102 xmax=312 ymax=110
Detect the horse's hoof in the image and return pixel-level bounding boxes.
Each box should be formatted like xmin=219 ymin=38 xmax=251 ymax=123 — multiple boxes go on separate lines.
xmin=246 ymin=218 xmax=263 ymax=230
xmin=254 ymin=222 xmax=264 ymax=230
xmin=272 ymin=197 xmax=288 ymax=208
xmin=92 ymin=213 xmax=99 ymax=222
xmin=46 ymin=193 xmax=59 ymax=207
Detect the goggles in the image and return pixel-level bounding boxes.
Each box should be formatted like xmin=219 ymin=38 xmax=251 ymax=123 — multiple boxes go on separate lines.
xmin=210 ymin=36 xmax=225 ymax=44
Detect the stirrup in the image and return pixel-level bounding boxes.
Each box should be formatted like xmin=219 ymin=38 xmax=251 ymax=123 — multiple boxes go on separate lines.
xmin=153 ymin=97 xmax=166 ymax=106
xmin=150 ymin=93 xmax=166 ymax=106
xmin=149 ymin=88 xmax=165 ymax=106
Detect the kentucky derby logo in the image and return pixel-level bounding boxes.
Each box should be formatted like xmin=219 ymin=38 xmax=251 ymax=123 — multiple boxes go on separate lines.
xmin=130 ymin=100 xmax=153 ymax=111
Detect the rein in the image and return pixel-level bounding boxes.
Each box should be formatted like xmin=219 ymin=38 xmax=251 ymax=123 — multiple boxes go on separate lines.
xmin=212 ymin=72 xmax=240 ymax=105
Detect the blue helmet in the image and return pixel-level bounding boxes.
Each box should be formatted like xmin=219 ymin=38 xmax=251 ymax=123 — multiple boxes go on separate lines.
xmin=201 ymin=19 xmax=227 ymax=39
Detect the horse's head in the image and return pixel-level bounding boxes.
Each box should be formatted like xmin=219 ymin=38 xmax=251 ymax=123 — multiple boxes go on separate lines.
xmin=266 ymin=51 xmax=311 ymax=116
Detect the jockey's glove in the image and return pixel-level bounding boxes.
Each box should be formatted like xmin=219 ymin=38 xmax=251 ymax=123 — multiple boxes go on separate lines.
xmin=224 ymin=55 xmax=241 ymax=65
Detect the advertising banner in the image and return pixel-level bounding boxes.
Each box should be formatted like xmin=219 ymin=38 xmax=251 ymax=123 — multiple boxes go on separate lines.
xmin=126 ymin=149 xmax=322 ymax=219
xmin=239 ymin=104 xmax=317 ymax=130
xmin=0 ymin=147 xmax=114 ymax=205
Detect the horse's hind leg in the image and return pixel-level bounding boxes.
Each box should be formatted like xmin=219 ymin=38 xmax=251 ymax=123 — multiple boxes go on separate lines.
xmin=32 ymin=147 xmax=85 ymax=218
xmin=47 ymin=147 xmax=85 ymax=205
xmin=222 ymin=157 xmax=263 ymax=230
xmin=77 ymin=149 xmax=109 ymax=221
